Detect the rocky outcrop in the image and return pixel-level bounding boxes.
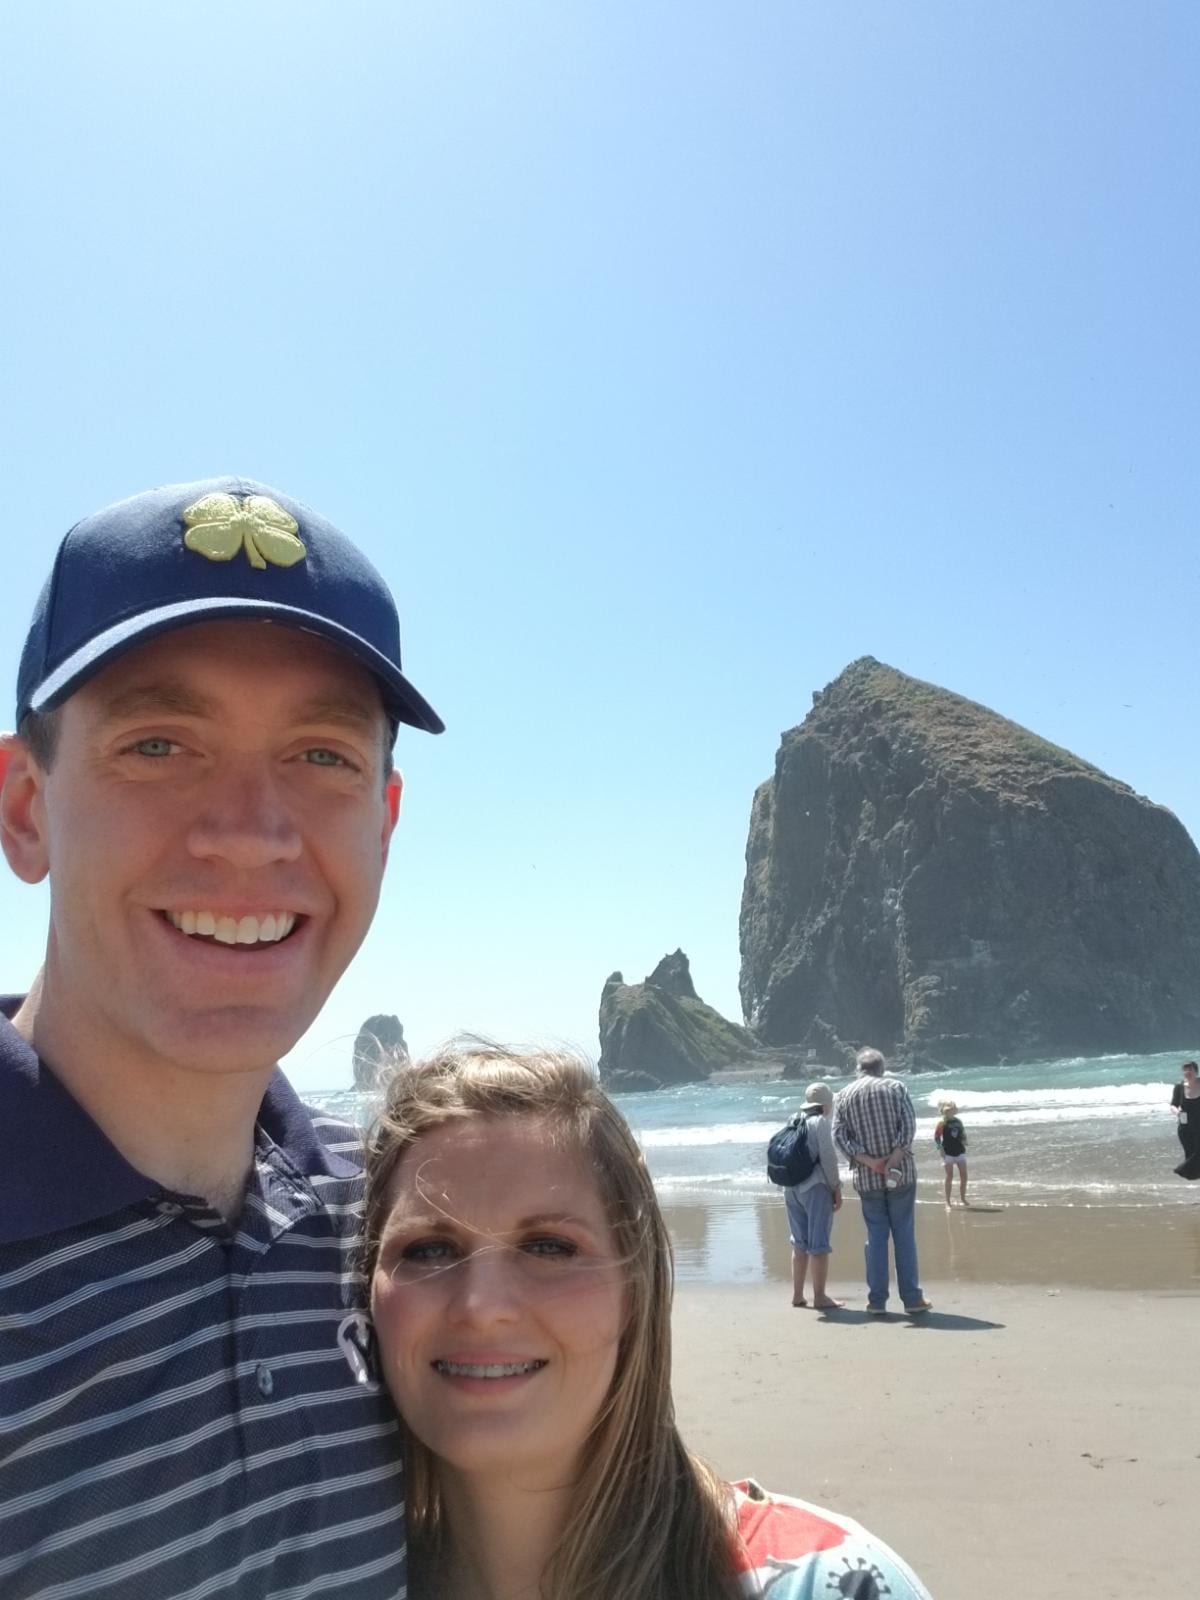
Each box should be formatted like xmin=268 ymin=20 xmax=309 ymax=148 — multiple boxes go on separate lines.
xmin=740 ymin=658 xmax=1200 ymax=1067
xmin=597 ymin=952 xmax=759 ymax=1089
xmin=646 ymin=949 xmax=699 ymax=1001
xmin=353 ymin=1013 xmax=410 ymax=1090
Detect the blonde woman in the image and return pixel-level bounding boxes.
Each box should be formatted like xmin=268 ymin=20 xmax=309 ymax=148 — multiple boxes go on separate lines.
xmin=360 ymin=1043 xmax=933 ymax=1600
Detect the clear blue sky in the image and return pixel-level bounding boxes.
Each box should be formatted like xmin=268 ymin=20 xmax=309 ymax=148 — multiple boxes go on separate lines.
xmin=1 ymin=2 xmax=1196 ymax=1092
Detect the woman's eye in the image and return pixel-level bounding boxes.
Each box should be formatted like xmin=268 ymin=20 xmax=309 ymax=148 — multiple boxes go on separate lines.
xmin=401 ymin=1239 xmax=457 ymax=1264
xmin=522 ymin=1236 xmax=579 ymax=1260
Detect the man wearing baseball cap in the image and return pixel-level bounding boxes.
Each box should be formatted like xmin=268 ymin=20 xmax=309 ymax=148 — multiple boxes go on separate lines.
xmin=0 ymin=478 xmax=441 ymax=1597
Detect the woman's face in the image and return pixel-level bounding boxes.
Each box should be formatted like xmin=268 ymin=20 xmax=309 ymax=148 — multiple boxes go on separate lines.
xmin=370 ymin=1114 xmax=626 ymax=1490
xmin=1184 ymin=1065 xmax=1198 ymax=1085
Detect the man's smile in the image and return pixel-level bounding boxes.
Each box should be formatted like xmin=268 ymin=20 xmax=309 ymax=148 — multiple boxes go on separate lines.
xmin=162 ymin=908 xmax=302 ymax=946
xmin=150 ymin=906 xmax=316 ymax=974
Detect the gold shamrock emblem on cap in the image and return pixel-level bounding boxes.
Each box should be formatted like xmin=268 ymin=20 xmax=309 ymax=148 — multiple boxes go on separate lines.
xmin=182 ymin=493 xmax=306 ymax=570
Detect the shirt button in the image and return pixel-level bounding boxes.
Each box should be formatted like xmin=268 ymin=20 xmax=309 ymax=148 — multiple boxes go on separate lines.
xmin=256 ymin=1363 xmax=274 ymax=1397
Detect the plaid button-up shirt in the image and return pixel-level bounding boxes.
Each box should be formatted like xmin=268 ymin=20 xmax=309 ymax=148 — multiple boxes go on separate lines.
xmin=832 ymin=1072 xmax=918 ymax=1194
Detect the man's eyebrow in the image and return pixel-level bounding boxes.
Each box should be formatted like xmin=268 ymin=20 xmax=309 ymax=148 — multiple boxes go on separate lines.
xmin=94 ymin=685 xmax=384 ymax=733
xmin=97 ymin=683 xmax=217 ymax=724
xmin=292 ymin=695 xmax=386 ymax=734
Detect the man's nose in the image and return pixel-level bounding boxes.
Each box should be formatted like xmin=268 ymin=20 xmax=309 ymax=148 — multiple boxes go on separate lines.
xmin=185 ymin=762 xmax=303 ymax=868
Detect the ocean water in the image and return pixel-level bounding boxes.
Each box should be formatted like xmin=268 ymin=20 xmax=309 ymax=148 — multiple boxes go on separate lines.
xmin=612 ymin=1053 xmax=1194 ymax=1211
xmin=309 ymin=1049 xmax=1193 ymax=1212
xmin=308 ymin=1051 xmax=1198 ymax=1288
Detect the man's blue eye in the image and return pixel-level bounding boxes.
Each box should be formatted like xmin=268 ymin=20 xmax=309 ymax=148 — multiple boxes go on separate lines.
xmin=303 ymin=748 xmax=347 ymax=767
xmin=131 ymin=738 xmax=174 ymax=758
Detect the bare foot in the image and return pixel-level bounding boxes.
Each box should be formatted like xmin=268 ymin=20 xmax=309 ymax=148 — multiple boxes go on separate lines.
xmin=813 ymin=1297 xmax=845 ymax=1309
xmin=791 ymin=1297 xmax=807 ymax=1308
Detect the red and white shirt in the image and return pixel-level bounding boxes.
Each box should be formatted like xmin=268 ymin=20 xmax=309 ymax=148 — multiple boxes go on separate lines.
xmin=731 ymin=1480 xmax=933 ymax=1598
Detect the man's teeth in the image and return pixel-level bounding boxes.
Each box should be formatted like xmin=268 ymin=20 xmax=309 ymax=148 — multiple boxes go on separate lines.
xmin=166 ymin=911 xmax=297 ymax=945
xmin=434 ymin=1360 xmax=546 ymax=1379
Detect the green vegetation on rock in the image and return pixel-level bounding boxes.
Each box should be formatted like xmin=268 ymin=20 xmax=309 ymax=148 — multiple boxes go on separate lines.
xmin=804 ymin=658 xmax=1117 ymax=805
xmin=597 ymin=951 xmax=758 ymax=1089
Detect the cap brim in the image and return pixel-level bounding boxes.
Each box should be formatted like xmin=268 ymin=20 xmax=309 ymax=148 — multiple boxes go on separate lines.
xmin=26 ymin=597 xmax=445 ymax=734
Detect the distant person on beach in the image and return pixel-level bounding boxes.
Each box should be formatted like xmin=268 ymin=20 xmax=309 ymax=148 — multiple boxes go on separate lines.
xmin=784 ymin=1081 xmax=845 ymax=1310
xmin=1171 ymin=1060 xmax=1200 ymax=1177
xmin=0 ymin=479 xmax=443 ymax=1595
xmin=832 ymin=1046 xmax=932 ymax=1315
xmin=363 ymin=1042 xmax=934 ymax=1599
xmin=934 ymin=1098 xmax=969 ymax=1206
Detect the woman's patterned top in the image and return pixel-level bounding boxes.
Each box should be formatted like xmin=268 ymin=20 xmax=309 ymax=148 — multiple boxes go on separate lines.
xmin=731 ymin=1481 xmax=934 ymax=1599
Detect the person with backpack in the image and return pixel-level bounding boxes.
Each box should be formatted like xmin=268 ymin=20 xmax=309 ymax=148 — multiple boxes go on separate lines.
xmin=934 ymin=1097 xmax=969 ymax=1206
xmin=769 ymin=1082 xmax=845 ymax=1309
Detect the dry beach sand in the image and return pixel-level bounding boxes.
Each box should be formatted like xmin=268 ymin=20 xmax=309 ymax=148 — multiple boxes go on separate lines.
xmin=668 ymin=1198 xmax=1200 ymax=1598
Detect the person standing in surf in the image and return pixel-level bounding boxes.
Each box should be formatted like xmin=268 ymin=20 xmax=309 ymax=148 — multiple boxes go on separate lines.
xmin=934 ymin=1098 xmax=968 ymax=1206
xmin=1170 ymin=1060 xmax=1200 ymax=1177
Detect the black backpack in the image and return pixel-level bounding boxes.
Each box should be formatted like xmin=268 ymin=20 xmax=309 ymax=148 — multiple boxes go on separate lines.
xmin=766 ymin=1109 xmax=821 ymax=1186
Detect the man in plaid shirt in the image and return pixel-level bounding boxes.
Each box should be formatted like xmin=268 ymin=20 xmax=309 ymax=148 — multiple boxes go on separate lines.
xmin=832 ymin=1047 xmax=932 ymax=1316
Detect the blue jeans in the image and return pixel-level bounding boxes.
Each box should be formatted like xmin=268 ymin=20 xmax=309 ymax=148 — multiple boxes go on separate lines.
xmin=859 ymin=1183 xmax=923 ymax=1309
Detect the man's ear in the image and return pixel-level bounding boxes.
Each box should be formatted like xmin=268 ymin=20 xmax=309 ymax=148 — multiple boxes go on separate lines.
xmin=380 ymin=770 xmax=403 ymax=865
xmin=0 ymin=735 xmax=51 ymax=884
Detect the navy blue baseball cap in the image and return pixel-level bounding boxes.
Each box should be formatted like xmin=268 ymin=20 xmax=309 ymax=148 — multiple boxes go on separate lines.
xmin=16 ymin=476 xmax=444 ymax=734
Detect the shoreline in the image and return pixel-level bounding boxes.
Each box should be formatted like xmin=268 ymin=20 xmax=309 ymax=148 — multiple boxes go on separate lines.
xmin=662 ymin=1189 xmax=1200 ymax=1293
xmin=671 ymin=1279 xmax=1196 ymax=1598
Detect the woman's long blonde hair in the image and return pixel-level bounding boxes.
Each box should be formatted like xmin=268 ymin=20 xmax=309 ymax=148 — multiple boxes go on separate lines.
xmin=361 ymin=1041 xmax=742 ymax=1600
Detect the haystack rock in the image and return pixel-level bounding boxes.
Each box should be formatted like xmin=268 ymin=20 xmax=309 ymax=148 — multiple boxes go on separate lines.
xmin=597 ymin=951 xmax=758 ymax=1090
xmin=739 ymin=658 xmax=1200 ymax=1067
xmin=353 ymin=1013 xmax=410 ymax=1090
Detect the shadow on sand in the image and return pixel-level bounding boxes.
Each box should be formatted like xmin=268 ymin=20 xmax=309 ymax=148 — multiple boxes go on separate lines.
xmin=813 ymin=1306 xmax=1005 ymax=1332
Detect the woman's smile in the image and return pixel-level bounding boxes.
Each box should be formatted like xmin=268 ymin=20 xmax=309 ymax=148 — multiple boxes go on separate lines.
xmin=431 ymin=1355 xmax=549 ymax=1389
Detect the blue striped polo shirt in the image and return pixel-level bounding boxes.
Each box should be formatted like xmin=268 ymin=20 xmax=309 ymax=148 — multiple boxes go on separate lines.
xmin=0 ymin=1004 xmax=406 ymax=1599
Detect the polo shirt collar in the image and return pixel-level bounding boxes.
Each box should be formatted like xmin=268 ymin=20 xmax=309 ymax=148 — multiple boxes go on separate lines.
xmin=0 ymin=998 xmax=357 ymax=1245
